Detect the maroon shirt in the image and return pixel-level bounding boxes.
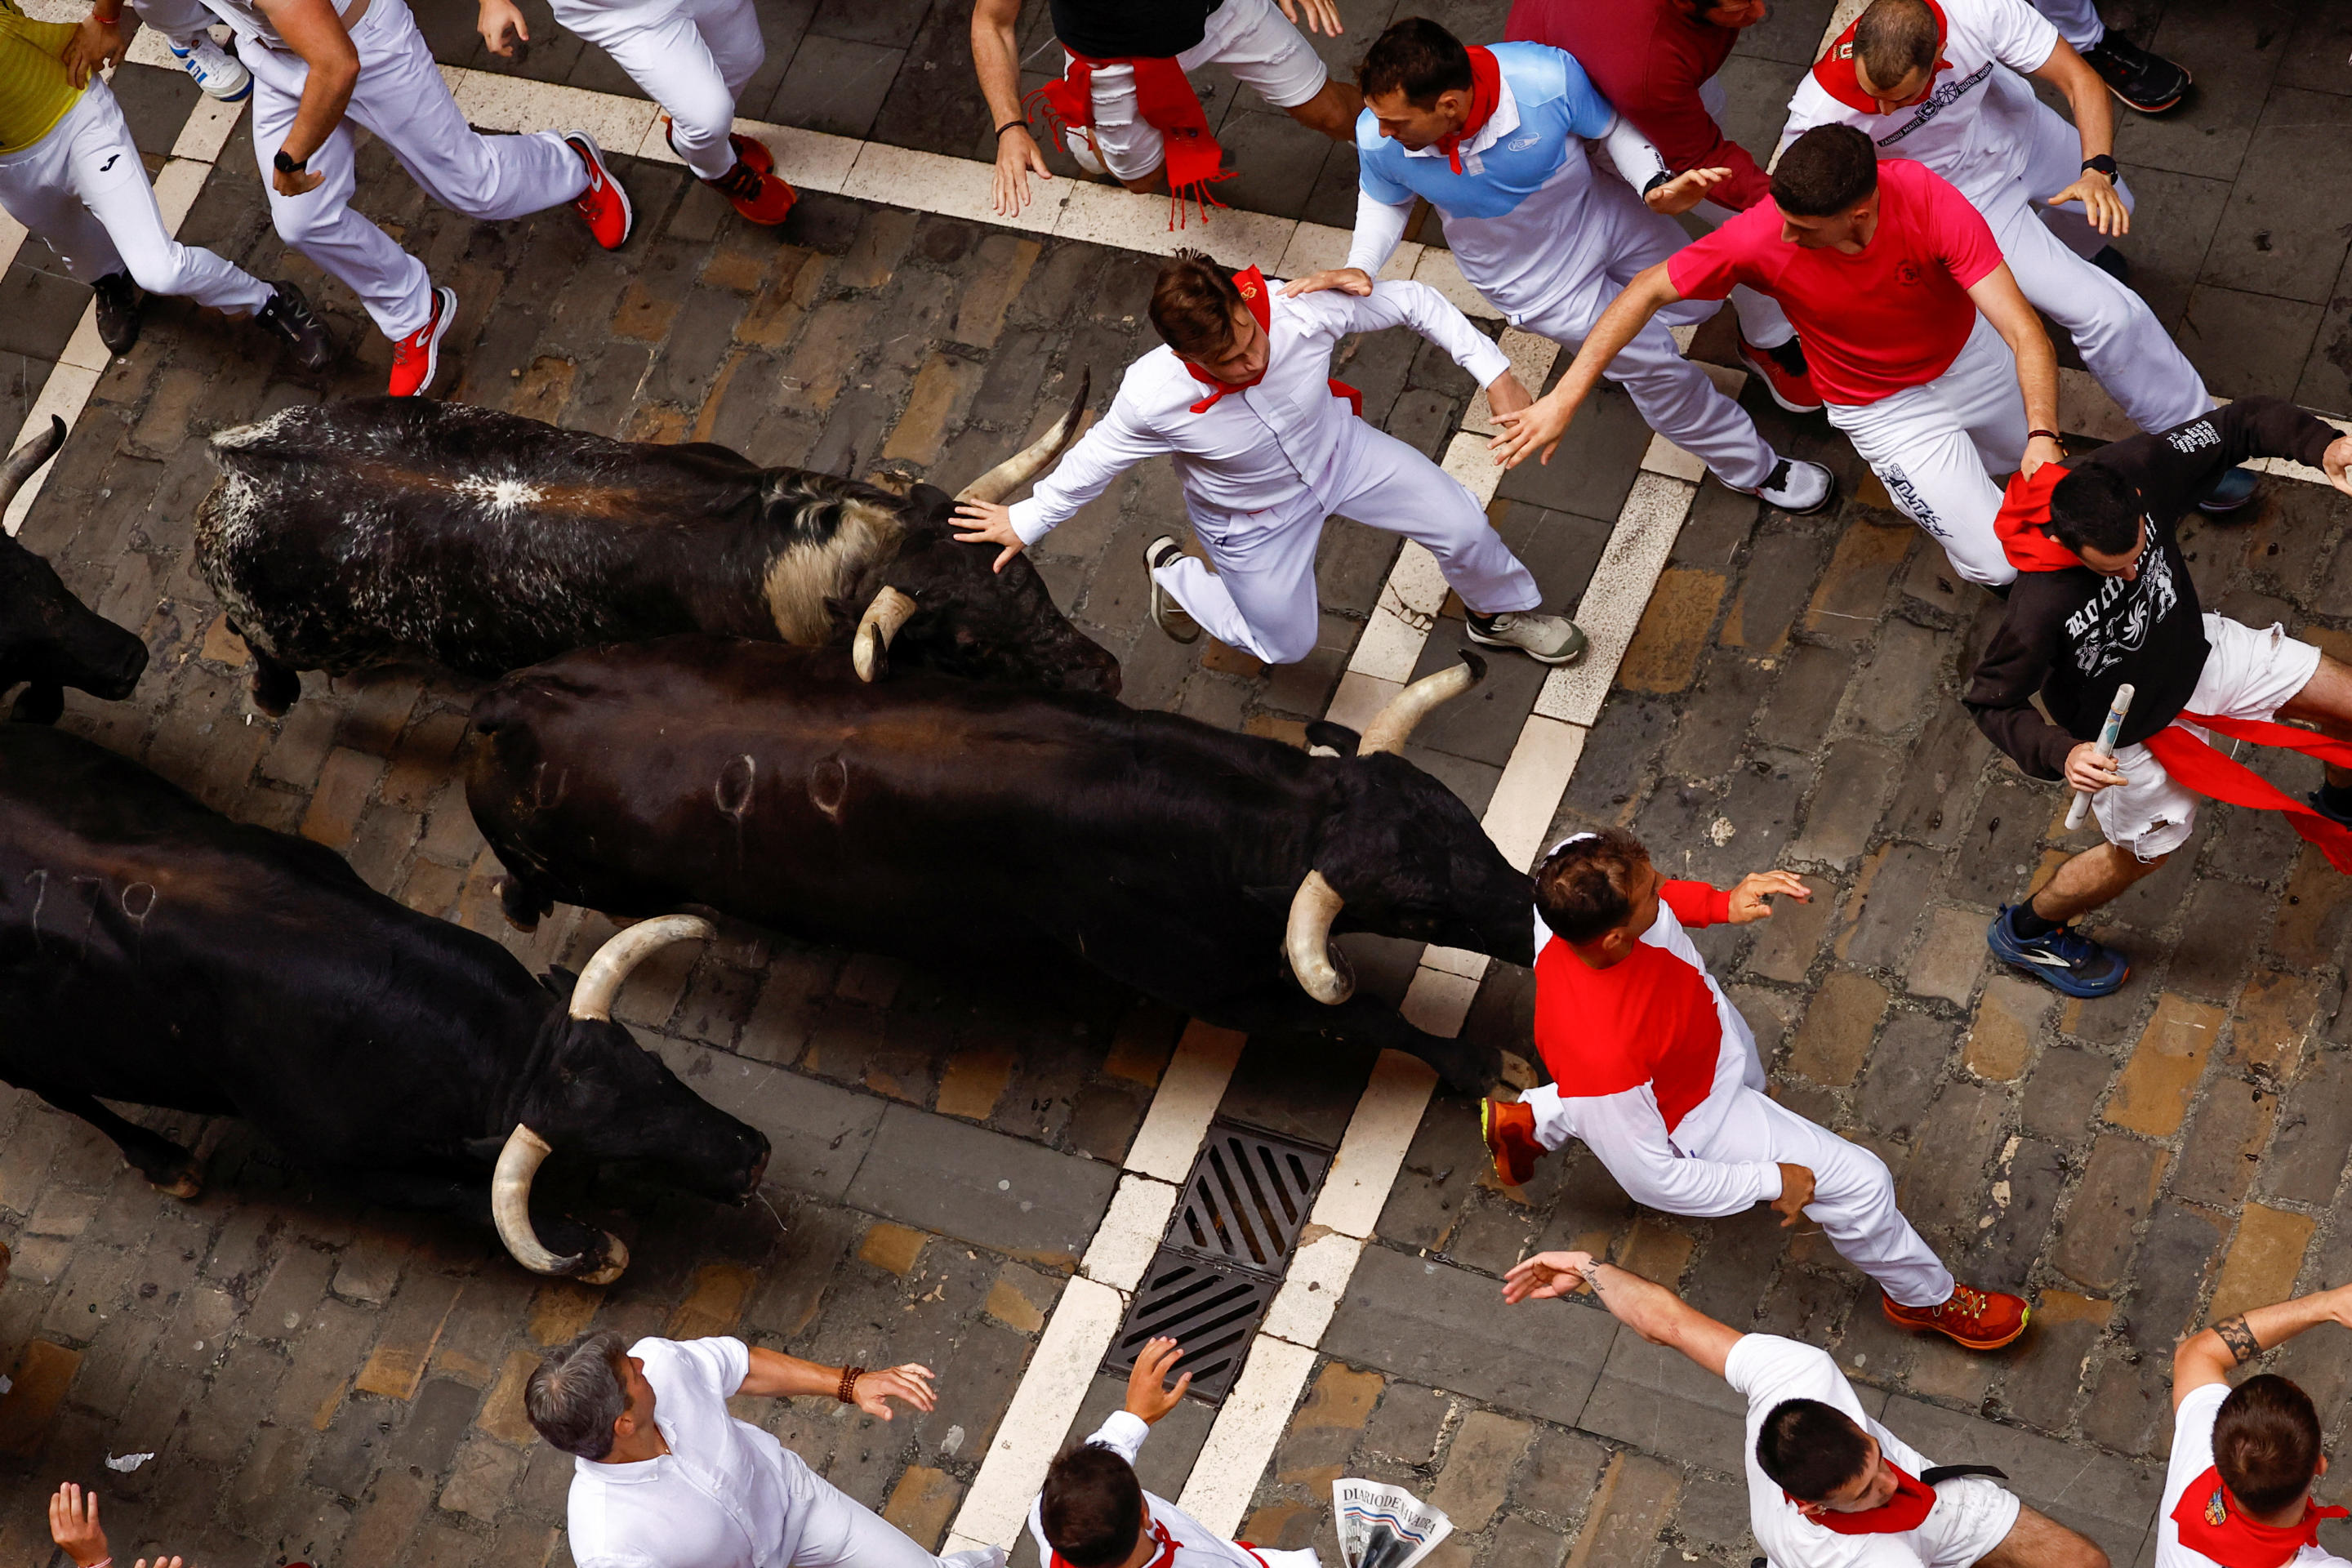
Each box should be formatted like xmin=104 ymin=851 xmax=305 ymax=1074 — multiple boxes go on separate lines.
xmin=1505 ymin=0 xmax=1772 ymax=211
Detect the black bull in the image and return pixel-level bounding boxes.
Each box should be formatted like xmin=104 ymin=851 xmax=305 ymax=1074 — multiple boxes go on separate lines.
xmin=190 ymin=388 xmax=1116 ymax=715
xmin=0 ymin=724 xmax=768 ymax=1282
xmin=467 ymin=639 xmax=1538 ymax=1091
xmin=0 ymin=419 xmax=148 ymax=722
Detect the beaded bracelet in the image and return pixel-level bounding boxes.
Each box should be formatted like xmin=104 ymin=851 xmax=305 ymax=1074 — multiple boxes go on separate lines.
xmin=837 ymin=1365 xmax=866 ymax=1405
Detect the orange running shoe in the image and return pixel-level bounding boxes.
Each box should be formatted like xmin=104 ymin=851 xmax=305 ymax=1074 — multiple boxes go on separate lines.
xmin=565 ymin=130 xmax=634 ymax=250
xmin=1481 ymin=1097 xmax=1543 ymax=1187
xmin=387 ymin=284 xmax=455 ymax=399
xmin=1882 ymin=1283 xmax=2031 ymax=1351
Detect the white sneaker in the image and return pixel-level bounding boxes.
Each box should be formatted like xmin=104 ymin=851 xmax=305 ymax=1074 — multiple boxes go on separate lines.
xmin=170 ymin=33 xmax=251 ymax=101
xmin=1143 ymin=535 xmax=1201 ymax=644
xmin=1465 ymin=610 xmax=1586 ymax=665
xmin=1744 ymin=457 xmax=1836 ymax=514
xmin=942 ymin=1550 xmax=1005 ymax=1568
xmin=1063 ymin=126 xmax=1107 ymax=176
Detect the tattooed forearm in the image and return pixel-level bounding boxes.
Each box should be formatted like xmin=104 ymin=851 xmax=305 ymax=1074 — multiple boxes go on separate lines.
xmin=2216 ymin=1316 xmax=2261 ymax=1365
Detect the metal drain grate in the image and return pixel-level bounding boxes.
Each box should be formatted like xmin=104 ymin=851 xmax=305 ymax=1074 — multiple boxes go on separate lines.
xmin=1103 ymin=1251 xmax=1281 ymax=1404
xmin=1173 ymin=1124 xmax=1330 ymax=1273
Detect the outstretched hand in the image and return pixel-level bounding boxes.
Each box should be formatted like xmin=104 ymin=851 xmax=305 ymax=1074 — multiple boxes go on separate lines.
xmin=951 ymin=501 xmax=1026 ymax=572
xmin=850 ymin=1363 xmax=938 ymax=1419
xmin=2043 ymin=171 xmax=2128 ymax=237
xmin=1124 ymin=1336 xmax=1192 ymax=1423
xmin=2323 ymin=433 xmax=2352 ymax=498
xmin=1643 ymin=167 xmax=1731 ymax=216
xmin=50 ymin=1483 xmax=110 ymax=1568
xmin=1489 ymin=392 xmax=1578 ymax=470
xmin=1501 ymin=1250 xmax=1599 ymax=1304
xmin=1280 ymin=267 xmax=1374 ymax=299
xmin=1726 ymin=870 xmax=1810 ymax=924
xmin=1275 ymin=0 xmax=1343 ymax=35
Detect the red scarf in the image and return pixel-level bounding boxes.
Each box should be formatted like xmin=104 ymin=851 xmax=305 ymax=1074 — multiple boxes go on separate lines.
xmin=1179 ymin=266 xmax=1364 ymax=417
xmin=1052 ymin=1521 xmax=1177 ymax=1568
xmin=2170 ymin=1467 xmax=2349 ymax=1568
xmin=1793 ymin=1463 xmax=1939 ymax=1536
xmin=1027 ymin=55 xmax=1234 ymax=229
xmin=1434 ymin=46 xmax=1503 ymax=174
xmin=1993 ymin=467 xmax=2352 ymax=874
xmin=1813 ymin=0 xmax=1953 ymax=114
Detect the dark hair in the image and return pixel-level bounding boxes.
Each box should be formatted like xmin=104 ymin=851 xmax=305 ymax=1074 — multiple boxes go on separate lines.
xmin=1757 ymin=1398 xmax=1874 ymax=1503
xmin=1150 ymin=249 xmax=1246 ymax=358
xmin=1358 ymin=17 xmax=1472 ymax=106
xmin=1533 ymin=829 xmax=1651 ymax=943
xmin=525 ymin=1330 xmax=630 ymax=1460
xmin=2216 ymin=1375 xmax=2323 ymax=1517
xmin=1852 ymin=0 xmax=1940 ymax=91
xmin=2046 ymin=464 xmax=2144 ymax=557
xmin=1771 ymin=124 xmax=1880 ymax=216
xmin=1041 ymin=1443 xmax=1146 ymax=1568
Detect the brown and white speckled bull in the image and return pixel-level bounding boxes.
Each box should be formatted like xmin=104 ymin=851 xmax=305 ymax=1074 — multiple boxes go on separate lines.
xmin=191 ymin=385 xmax=1115 ymax=713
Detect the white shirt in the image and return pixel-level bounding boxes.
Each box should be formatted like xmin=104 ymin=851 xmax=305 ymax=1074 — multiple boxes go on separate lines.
xmin=1027 ymin=1413 xmax=1268 ymax=1568
xmin=2157 ymin=1383 xmax=2352 ymax=1568
xmin=568 ymin=1336 xmax=808 ymax=1568
xmin=1778 ymin=0 xmax=2062 ymax=212
xmin=1006 ymin=278 xmax=1511 ymax=545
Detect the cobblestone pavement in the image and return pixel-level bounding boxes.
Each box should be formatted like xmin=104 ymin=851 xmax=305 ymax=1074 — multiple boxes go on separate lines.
xmin=3 ymin=20 xmax=2352 ymax=1568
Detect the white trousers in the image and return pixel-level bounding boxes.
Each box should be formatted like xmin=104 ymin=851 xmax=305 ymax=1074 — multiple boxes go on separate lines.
xmin=1079 ymin=0 xmax=1329 ymax=180
xmin=1825 ymin=312 xmax=2025 ymax=589
xmin=125 ymin=0 xmax=219 ymax=41
xmin=1983 ymin=104 xmax=2208 ymax=435
xmin=2030 ymin=0 xmax=2103 ymax=51
xmin=1157 ymin=419 xmax=1543 ymax=665
xmin=1523 ymin=1080 xmax=1956 ymax=1308
xmin=1692 ymin=78 xmax=1796 ymax=352
xmin=559 ymin=0 xmax=763 ymax=181
xmin=1515 ymin=180 xmax=1775 ymax=492
xmin=779 ymin=1446 xmax=986 ymax=1568
xmin=0 ymin=82 xmax=271 ymax=312
xmin=241 ymin=0 xmax=586 ymax=338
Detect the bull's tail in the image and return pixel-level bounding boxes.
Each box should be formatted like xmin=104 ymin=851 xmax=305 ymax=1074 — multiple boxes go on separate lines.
xmin=954 ymin=368 xmax=1091 ymax=506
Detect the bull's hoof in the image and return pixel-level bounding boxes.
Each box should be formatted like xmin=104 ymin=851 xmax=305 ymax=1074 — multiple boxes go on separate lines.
xmin=497 ymin=875 xmax=550 ymax=932
xmin=578 ymin=1233 xmax=630 ymax=1285
xmin=247 ymin=659 xmax=300 ymax=719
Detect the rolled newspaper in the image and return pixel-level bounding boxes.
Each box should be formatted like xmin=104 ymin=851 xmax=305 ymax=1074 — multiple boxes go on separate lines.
xmin=2065 ymin=682 xmax=2135 ymax=831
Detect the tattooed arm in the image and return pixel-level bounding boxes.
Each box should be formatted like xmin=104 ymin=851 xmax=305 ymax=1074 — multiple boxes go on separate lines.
xmin=2175 ymin=1283 xmax=2352 ymax=1410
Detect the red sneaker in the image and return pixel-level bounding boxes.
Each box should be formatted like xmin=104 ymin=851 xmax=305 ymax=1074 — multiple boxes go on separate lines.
xmin=1481 ymin=1097 xmax=1543 ymax=1187
xmin=1738 ymin=333 xmax=1824 ymax=413
xmin=565 ymin=130 xmax=633 ymax=251
xmin=707 ymin=157 xmax=796 ymax=226
xmin=730 ymin=132 xmax=774 ymax=175
xmin=1882 ymin=1283 xmax=2031 ymax=1351
xmin=388 ymin=284 xmax=456 ymax=399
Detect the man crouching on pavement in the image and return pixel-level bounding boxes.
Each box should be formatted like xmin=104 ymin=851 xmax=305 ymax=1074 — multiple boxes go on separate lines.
xmin=1503 ymin=1253 xmax=2106 ymax=1568
xmin=1481 ymin=828 xmax=2032 ymax=1351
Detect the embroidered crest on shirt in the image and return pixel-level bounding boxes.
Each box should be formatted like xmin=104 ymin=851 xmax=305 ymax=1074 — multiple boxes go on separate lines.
xmin=1875 ymin=60 xmax=1995 ymax=145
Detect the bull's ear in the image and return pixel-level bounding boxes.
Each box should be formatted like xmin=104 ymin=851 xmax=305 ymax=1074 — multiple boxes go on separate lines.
xmin=906 ymin=481 xmax=953 ymax=515
xmin=1303 ymin=720 xmax=1360 ymax=758
xmin=540 ymin=965 xmax=580 ymax=1002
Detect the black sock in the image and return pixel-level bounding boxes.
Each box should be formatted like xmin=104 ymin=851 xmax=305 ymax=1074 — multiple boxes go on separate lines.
xmin=1467 ymin=611 xmax=1497 ymax=631
xmin=2321 ymin=780 xmax=2352 ymax=816
xmin=2010 ymin=904 xmax=2060 ymax=940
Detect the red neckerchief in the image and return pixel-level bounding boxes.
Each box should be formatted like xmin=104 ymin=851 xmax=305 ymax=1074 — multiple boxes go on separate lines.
xmin=1027 ymin=56 xmax=1235 ymax=229
xmin=1180 ymin=266 xmax=1363 ymax=417
xmin=1792 ymin=1464 xmax=1937 ymax=1535
xmin=1052 ymin=1521 xmax=1178 ymax=1568
xmin=1993 ymin=465 xmax=2087 ymax=572
xmin=1813 ymin=0 xmax=1953 ymax=114
xmin=1434 ymin=46 xmax=1503 ymax=174
xmin=2169 ymin=1467 xmax=2349 ymax=1568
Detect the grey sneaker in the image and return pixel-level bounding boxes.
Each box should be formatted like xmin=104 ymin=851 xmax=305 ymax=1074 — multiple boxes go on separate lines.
xmin=1746 ymin=457 xmax=1836 ymax=514
xmin=942 ymin=1550 xmax=1006 ymax=1568
xmin=1143 ymin=535 xmax=1201 ymax=644
xmin=1466 ymin=610 xmax=1586 ymax=666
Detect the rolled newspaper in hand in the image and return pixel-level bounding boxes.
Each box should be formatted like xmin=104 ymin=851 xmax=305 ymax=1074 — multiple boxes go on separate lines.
xmin=2065 ymin=682 xmax=2135 ymax=831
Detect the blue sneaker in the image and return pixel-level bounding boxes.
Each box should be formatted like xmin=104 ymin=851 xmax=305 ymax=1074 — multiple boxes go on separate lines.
xmin=2198 ymin=466 xmax=2261 ymax=514
xmin=1986 ymin=905 xmax=2132 ymax=998
xmin=169 ymin=34 xmax=252 ymax=101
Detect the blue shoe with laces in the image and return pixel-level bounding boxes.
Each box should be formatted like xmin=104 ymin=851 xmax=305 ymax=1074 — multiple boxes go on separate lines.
xmin=1987 ymin=904 xmax=2132 ymax=998
xmin=2198 ymin=466 xmax=2261 ymax=514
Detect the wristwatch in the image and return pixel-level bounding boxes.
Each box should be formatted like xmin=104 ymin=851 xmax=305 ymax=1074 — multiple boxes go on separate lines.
xmin=2080 ymin=153 xmax=2118 ymax=179
xmin=273 ymin=149 xmax=307 ymax=174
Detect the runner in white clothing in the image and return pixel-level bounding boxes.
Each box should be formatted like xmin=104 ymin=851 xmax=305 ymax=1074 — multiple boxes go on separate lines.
xmin=2159 ymin=1281 xmax=2352 ymax=1568
xmin=1035 ymin=1339 xmax=1319 ymax=1568
xmin=528 ymin=1330 xmax=1006 ymax=1568
xmin=1779 ymin=0 xmax=2255 ymax=511
xmin=952 ymin=250 xmax=1585 ymax=668
xmin=1501 ymin=1254 xmax=2107 ymax=1568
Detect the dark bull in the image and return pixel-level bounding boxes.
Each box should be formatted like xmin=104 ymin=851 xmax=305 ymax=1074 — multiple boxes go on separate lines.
xmin=0 ymin=418 xmax=148 ymax=722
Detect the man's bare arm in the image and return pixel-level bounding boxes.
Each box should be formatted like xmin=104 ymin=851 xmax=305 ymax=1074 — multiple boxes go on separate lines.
xmin=256 ymin=0 xmax=358 ymax=191
xmin=973 ymin=0 xmax=1050 ymax=216
xmin=1964 ymin=262 xmax=2062 ymax=478
xmin=1489 ymin=262 xmax=1682 ymax=469
xmin=1502 ymin=1252 xmax=1741 ymax=1377
xmin=2029 ymin=41 xmax=2125 ymax=236
xmin=737 ymin=1346 xmax=941 ymax=1419
xmin=2174 ymin=1282 xmax=2352 ymax=1409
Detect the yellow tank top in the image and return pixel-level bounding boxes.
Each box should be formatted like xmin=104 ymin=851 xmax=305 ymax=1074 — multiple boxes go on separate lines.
xmin=0 ymin=0 xmax=83 ymax=156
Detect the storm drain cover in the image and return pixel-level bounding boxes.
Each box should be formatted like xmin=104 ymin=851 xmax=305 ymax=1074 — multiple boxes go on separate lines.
xmin=1102 ymin=1120 xmax=1334 ymax=1405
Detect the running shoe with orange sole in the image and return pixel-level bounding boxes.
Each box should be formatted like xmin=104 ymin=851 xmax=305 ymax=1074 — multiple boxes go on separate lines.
xmin=1882 ymin=1283 xmax=2030 ymax=1351
xmin=1481 ymin=1097 xmax=1543 ymax=1187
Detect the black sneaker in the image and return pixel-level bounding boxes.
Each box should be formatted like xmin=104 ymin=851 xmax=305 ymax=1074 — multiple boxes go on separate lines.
xmin=2082 ymin=33 xmax=2189 ymax=114
xmin=256 ymin=278 xmax=334 ymax=372
xmin=91 ymin=270 xmax=141 ymax=355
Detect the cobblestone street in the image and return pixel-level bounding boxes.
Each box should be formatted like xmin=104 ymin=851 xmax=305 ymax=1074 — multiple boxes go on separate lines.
xmin=1 ymin=6 xmax=2350 ymax=1568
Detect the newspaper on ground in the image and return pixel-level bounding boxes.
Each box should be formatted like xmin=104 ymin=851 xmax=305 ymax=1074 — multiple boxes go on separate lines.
xmin=1333 ymin=1479 xmax=1451 ymax=1568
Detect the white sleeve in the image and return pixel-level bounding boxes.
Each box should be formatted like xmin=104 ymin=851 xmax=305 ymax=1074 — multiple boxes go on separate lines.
xmin=1343 ymin=186 xmax=1414 ymax=278
xmin=1084 ymin=1410 xmax=1151 ymax=1465
xmin=1571 ymin=1085 xmax=1784 ymax=1218
xmin=1330 ymin=279 xmax=1512 ymax=388
xmin=1005 ymin=394 xmax=1172 ymax=546
xmin=636 ymin=1334 xmax=751 ymax=1401
xmin=1601 ymin=111 xmax=1670 ymax=192
xmin=1978 ymin=0 xmax=2063 ymax=74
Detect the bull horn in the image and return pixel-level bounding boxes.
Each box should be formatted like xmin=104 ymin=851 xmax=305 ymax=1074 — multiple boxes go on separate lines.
xmin=852 ymin=586 xmax=919 ymax=683
xmin=570 ymin=914 xmax=715 ymax=1022
xmin=491 ymin=1124 xmax=586 ymax=1277
xmin=1284 ymin=869 xmax=1354 ymax=1005
xmin=0 ymin=416 xmax=65 ymax=513
xmin=1357 ymin=652 xmax=1487 ymax=756
xmin=954 ymin=368 xmax=1092 ymax=505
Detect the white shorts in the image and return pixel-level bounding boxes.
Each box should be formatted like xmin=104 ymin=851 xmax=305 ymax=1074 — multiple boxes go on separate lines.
xmin=1913 ymin=1477 xmax=2024 ymax=1568
xmin=2093 ymin=615 xmax=2323 ymax=860
xmin=1073 ymin=0 xmax=1328 ymax=180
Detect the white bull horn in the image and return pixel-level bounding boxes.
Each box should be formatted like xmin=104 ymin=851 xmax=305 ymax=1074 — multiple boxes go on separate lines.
xmin=1358 ymin=652 xmax=1487 ymax=756
xmin=1284 ymin=869 xmax=1354 ymax=1005
xmin=0 ymin=415 xmax=65 ymax=514
xmin=852 ymin=586 xmax=920 ymax=683
xmin=492 ymin=1124 xmax=583 ymax=1276
xmin=954 ymin=368 xmax=1092 ymax=506
xmin=570 ymin=914 xmax=715 ymax=1022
